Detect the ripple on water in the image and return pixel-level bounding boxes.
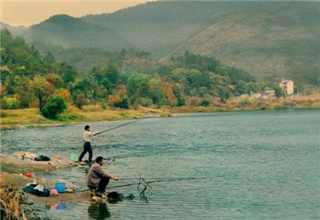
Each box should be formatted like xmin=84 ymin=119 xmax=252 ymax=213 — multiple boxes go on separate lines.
xmin=2 ymin=110 xmax=320 ymax=220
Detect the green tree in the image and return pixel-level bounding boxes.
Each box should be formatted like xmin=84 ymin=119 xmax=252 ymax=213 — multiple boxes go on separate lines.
xmin=149 ymin=78 xmax=167 ymax=107
xmin=46 ymin=73 xmax=64 ymax=89
xmin=32 ymin=75 xmax=54 ymax=111
xmin=41 ymin=95 xmax=67 ymax=119
xmin=126 ymin=73 xmax=150 ymax=104
xmin=173 ymin=85 xmax=186 ymax=107
xmin=14 ymin=75 xmax=33 ymax=108
xmin=274 ymin=87 xmax=284 ymax=98
xmin=57 ymin=62 xmax=78 ymax=87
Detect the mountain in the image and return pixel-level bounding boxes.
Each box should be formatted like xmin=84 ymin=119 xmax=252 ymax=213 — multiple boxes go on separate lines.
xmin=21 ymin=14 xmax=132 ymax=50
xmin=6 ymin=1 xmax=320 ymax=85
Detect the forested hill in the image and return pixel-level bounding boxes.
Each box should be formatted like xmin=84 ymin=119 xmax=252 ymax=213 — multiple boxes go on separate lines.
xmin=6 ymin=1 xmax=320 ymax=86
xmin=25 ymin=15 xmax=132 ymax=50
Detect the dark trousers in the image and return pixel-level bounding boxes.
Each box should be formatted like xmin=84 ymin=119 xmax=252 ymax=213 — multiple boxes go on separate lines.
xmin=89 ymin=177 xmax=110 ymax=193
xmin=78 ymin=142 xmax=93 ymax=162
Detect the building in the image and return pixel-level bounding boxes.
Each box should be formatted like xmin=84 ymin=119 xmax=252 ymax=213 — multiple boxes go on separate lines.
xmin=279 ymin=79 xmax=294 ymax=95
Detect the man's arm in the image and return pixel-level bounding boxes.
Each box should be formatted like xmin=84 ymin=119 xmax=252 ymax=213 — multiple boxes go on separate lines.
xmin=93 ymin=131 xmax=102 ymax=136
xmin=95 ymin=166 xmax=119 ymax=181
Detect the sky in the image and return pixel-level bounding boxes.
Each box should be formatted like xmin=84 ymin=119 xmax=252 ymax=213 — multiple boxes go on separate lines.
xmin=0 ymin=0 xmax=154 ymax=27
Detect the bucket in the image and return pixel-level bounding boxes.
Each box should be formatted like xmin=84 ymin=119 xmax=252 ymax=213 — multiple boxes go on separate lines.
xmin=55 ymin=182 xmax=66 ymax=193
xmin=70 ymin=154 xmax=78 ymax=161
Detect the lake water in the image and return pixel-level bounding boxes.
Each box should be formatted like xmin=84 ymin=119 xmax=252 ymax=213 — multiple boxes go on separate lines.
xmin=1 ymin=109 xmax=320 ymax=220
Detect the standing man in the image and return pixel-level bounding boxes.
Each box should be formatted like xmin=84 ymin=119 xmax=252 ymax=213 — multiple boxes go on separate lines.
xmin=78 ymin=125 xmax=101 ymax=163
xmin=87 ymin=156 xmax=119 ymax=196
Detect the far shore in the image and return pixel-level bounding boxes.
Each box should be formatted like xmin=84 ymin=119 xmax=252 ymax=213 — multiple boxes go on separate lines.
xmin=1 ymin=94 xmax=319 ymax=130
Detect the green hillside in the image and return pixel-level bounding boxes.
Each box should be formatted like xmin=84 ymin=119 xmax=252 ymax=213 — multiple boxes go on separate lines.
xmin=6 ymin=1 xmax=320 ymax=87
xmin=25 ymin=14 xmax=131 ymax=50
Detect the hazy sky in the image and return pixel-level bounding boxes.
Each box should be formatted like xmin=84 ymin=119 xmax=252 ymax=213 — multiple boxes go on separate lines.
xmin=1 ymin=0 xmax=154 ymax=27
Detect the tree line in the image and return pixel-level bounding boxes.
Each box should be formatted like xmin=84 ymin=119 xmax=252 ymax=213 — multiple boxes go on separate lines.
xmin=1 ymin=29 xmax=278 ymax=119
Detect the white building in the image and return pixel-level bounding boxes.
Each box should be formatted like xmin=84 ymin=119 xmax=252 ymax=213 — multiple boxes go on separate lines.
xmin=279 ymin=79 xmax=294 ymax=95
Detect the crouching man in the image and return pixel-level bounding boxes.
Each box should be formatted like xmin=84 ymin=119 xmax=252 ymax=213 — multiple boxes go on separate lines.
xmin=87 ymin=156 xmax=119 ymax=197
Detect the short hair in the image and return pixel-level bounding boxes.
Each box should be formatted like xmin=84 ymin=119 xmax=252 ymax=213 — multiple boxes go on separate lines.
xmin=85 ymin=125 xmax=90 ymax=130
xmin=95 ymin=156 xmax=104 ymax=163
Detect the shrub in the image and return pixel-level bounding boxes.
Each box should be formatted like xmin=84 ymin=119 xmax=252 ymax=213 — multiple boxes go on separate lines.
xmin=75 ymin=94 xmax=87 ymax=109
xmin=239 ymin=98 xmax=251 ymax=106
xmin=41 ymin=95 xmax=67 ymax=119
xmin=137 ymin=97 xmax=153 ymax=107
xmin=113 ymin=96 xmax=129 ymax=109
xmin=1 ymin=97 xmax=20 ymax=109
xmin=199 ymin=99 xmax=210 ymax=107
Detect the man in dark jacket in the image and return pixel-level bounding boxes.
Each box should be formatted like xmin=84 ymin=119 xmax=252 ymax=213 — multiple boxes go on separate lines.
xmin=87 ymin=156 xmax=119 ymax=195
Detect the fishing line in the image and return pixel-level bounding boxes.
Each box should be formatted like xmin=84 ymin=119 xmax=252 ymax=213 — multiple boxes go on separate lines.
xmin=94 ymin=116 xmax=150 ymax=136
xmin=74 ymin=176 xmax=210 ymax=193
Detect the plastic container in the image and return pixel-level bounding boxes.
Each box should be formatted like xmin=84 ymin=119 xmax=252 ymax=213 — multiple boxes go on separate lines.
xmin=55 ymin=182 xmax=66 ymax=193
xmin=56 ymin=202 xmax=67 ymax=210
xmin=70 ymin=154 xmax=78 ymax=161
xmin=24 ymin=173 xmax=33 ymax=178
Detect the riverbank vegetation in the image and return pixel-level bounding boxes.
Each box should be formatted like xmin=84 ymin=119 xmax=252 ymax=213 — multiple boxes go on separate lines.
xmin=3 ymin=29 xmax=318 ymax=126
xmin=1 ymin=94 xmax=319 ymax=130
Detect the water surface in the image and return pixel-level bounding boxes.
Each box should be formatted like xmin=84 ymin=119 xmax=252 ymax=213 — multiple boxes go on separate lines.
xmin=1 ymin=109 xmax=320 ymax=220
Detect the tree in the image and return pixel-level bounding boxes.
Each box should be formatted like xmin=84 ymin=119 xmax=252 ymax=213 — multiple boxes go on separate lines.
xmin=173 ymin=85 xmax=186 ymax=107
xmin=75 ymin=94 xmax=87 ymax=109
xmin=32 ymin=75 xmax=54 ymax=111
xmin=41 ymin=95 xmax=67 ymax=119
xmin=148 ymin=78 xmax=167 ymax=107
xmin=13 ymin=75 xmax=33 ymax=108
xmin=57 ymin=62 xmax=78 ymax=87
xmin=126 ymin=73 xmax=150 ymax=104
xmin=46 ymin=73 xmax=64 ymax=89
xmin=274 ymin=87 xmax=284 ymax=98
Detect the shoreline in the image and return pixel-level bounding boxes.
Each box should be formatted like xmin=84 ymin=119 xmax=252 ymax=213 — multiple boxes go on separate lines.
xmin=1 ymin=94 xmax=320 ymax=130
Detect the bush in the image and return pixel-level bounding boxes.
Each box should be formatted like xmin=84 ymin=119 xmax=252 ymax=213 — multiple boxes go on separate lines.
xmin=137 ymin=97 xmax=153 ymax=107
xmin=41 ymin=95 xmax=67 ymax=119
xmin=239 ymin=98 xmax=251 ymax=106
xmin=113 ymin=96 xmax=129 ymax=109
xmin=199 ymin=99 xmax=210 ymax=107
xmin=75 ymin=94 xmax=87 ymax=109
xmin=1 ymin=97 xmax=20 ymax=109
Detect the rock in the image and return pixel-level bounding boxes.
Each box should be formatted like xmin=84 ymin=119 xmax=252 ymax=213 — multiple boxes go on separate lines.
xmin=42 ymin=178 xmax=79 ymax=190
xmin=64 ymin=188 xmax=74 ymax=193
xmin=91 ymin=196 xmax=103 ymax=203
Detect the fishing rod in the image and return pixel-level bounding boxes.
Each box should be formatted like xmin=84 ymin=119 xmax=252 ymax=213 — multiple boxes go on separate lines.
xmin=93 ymin=117 xmax=143 ymax=136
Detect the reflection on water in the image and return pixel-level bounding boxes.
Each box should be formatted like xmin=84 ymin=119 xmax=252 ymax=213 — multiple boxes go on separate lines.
xmin=88 ymin=202 xmax=111 ymax=219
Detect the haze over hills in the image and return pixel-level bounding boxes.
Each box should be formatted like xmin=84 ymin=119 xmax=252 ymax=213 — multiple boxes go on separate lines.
xmin=5 ymin=1 xmax=320 ymax=86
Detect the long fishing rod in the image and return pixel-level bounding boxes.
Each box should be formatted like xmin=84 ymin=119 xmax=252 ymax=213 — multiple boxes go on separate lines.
xmin=93 ymin=117 xmax=143 ymax=136
xmin=74 ymin=176 xmax=209 ymax=193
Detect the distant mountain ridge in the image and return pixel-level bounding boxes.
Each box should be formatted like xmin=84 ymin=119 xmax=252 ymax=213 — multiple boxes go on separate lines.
xmin=6 ymin=1 xmax=320 ymax=85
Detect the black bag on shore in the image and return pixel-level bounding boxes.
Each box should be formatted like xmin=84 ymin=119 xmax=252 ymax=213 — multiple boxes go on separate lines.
xmin=23 ymin=184 xmax=50 ymax=197
xmin=34 ymin=155 xmax=50 ymax=161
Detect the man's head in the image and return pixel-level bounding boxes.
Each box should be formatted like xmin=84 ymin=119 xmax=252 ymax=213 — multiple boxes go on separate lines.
xmin=95 ymin=156 xmax=105 ymax=165
xmin=85 ymin=125 xmax=90 ymax=131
